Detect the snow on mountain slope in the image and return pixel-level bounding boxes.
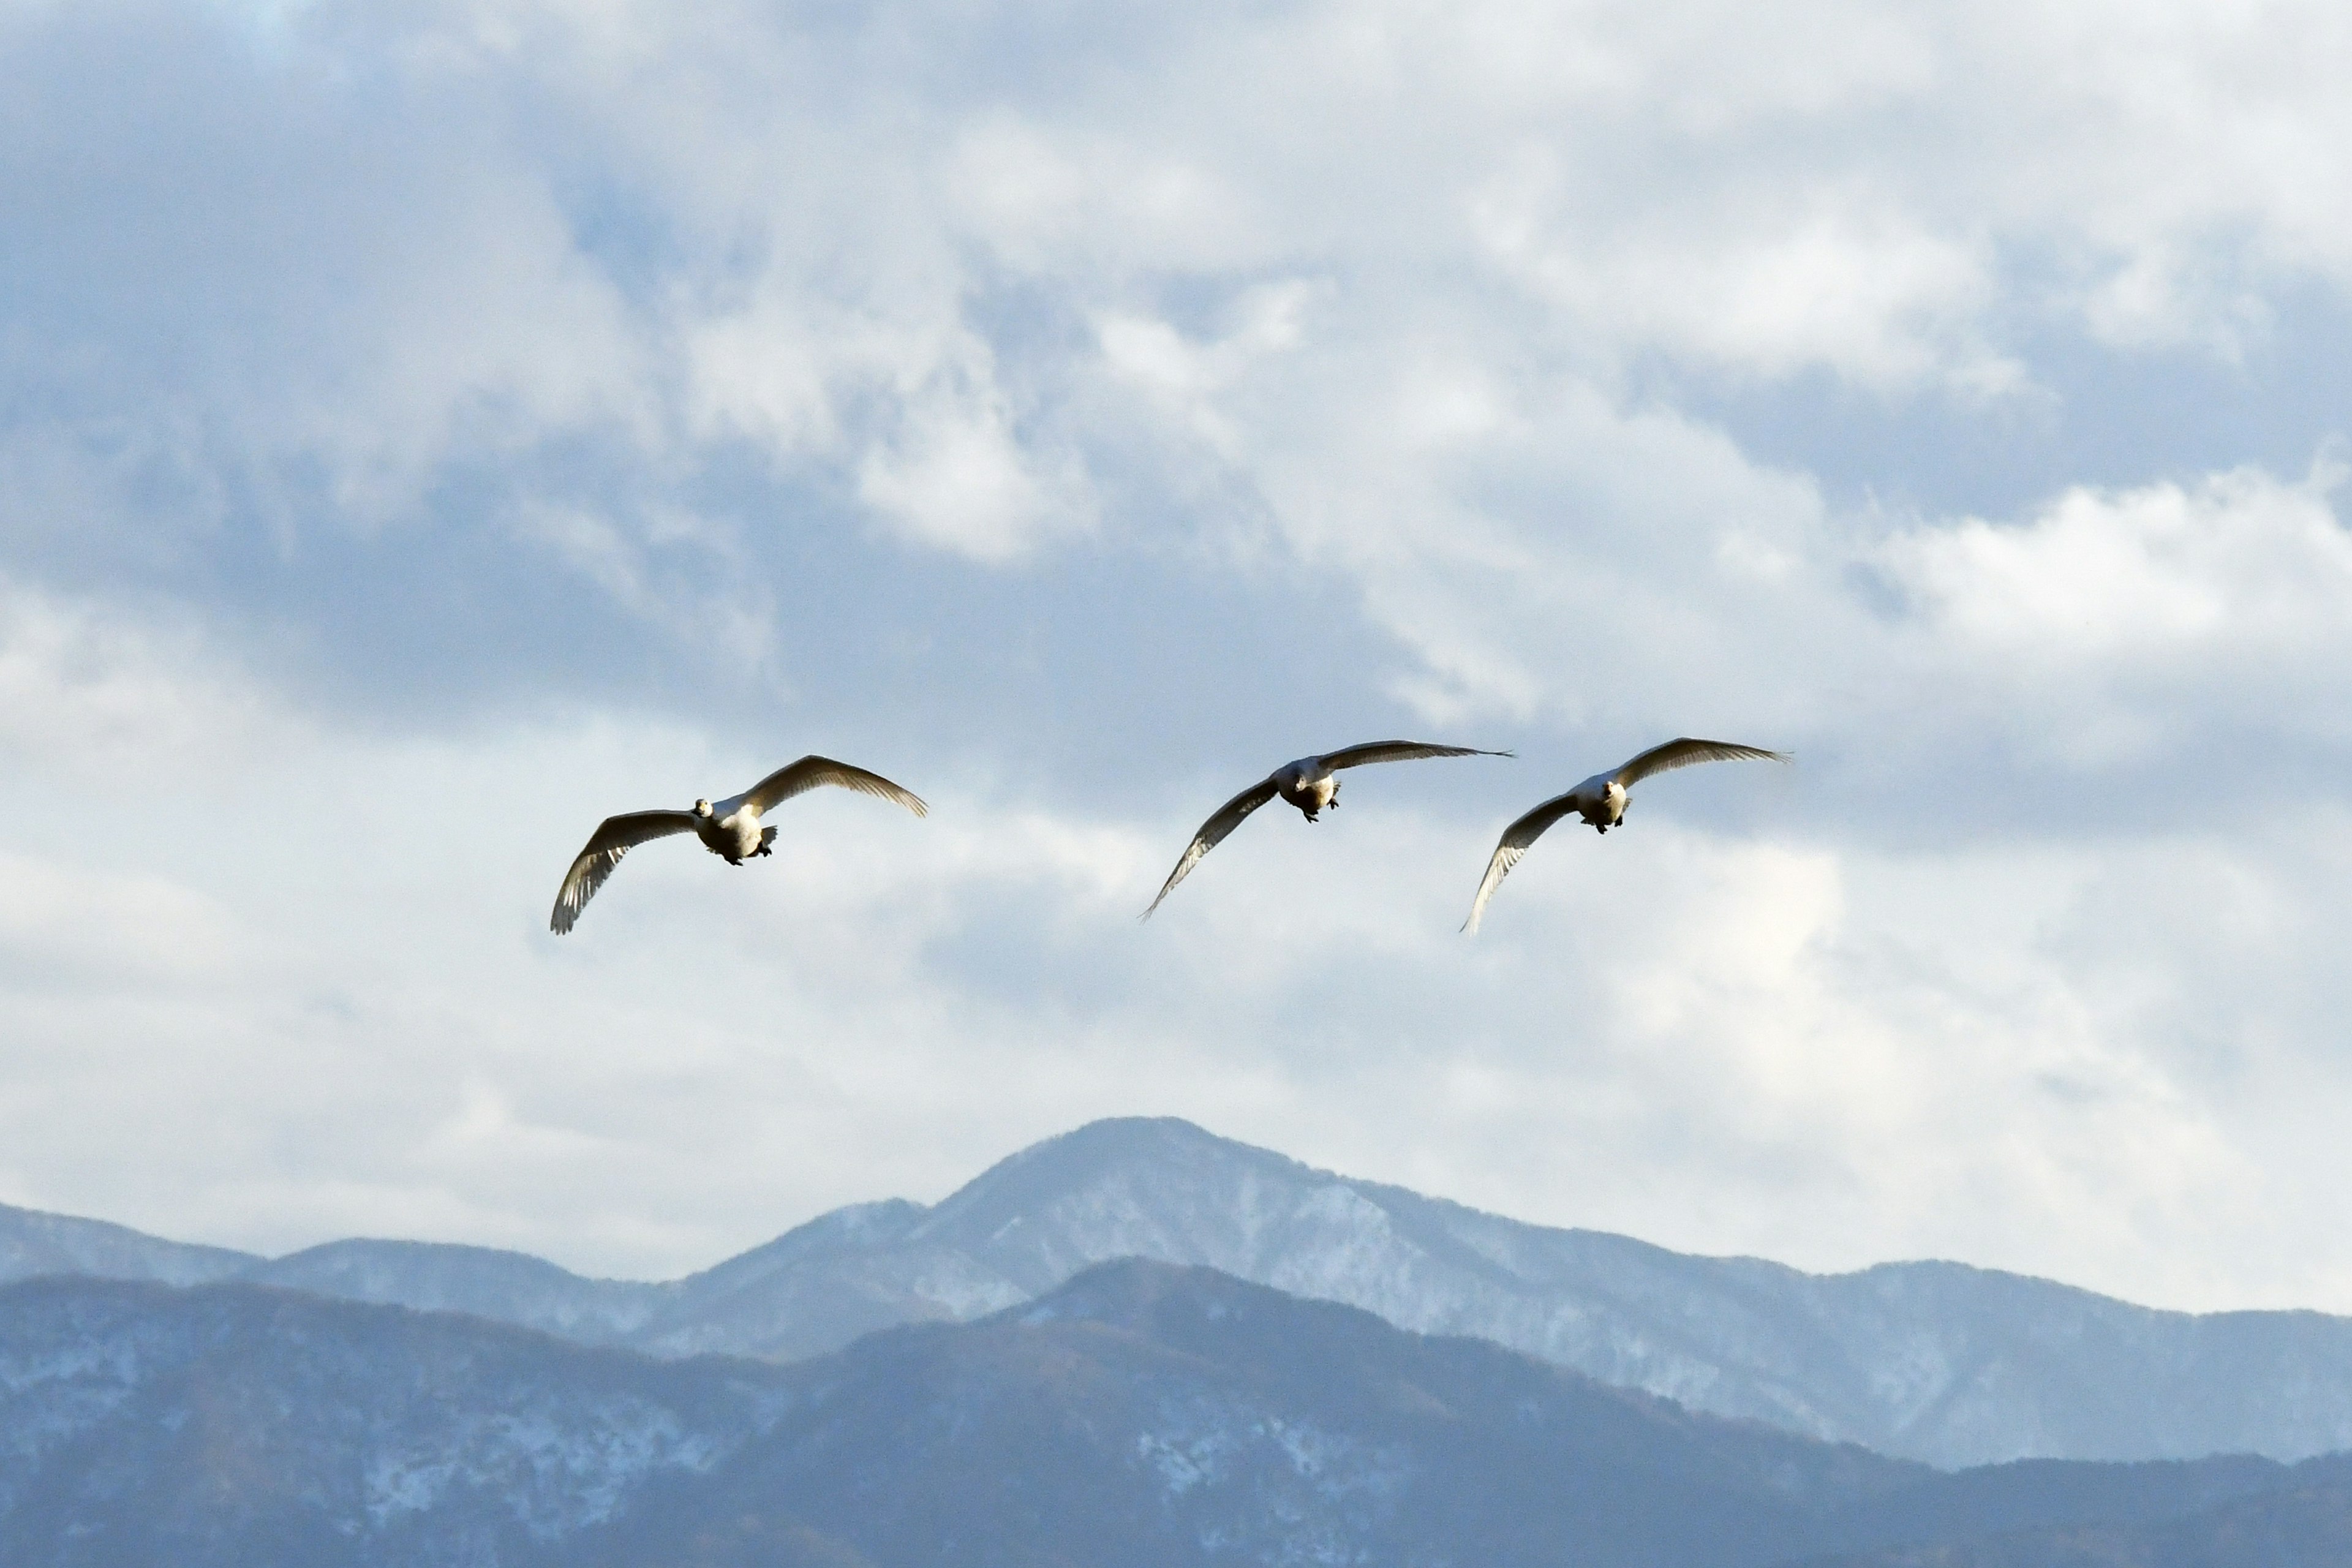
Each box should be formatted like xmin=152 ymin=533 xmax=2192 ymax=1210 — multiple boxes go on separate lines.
xmin=0 ymin=1276 xmax=794 ymax=1566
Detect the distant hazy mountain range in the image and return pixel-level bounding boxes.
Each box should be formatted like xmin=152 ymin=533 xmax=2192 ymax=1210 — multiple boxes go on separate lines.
xmin=2 ymin=1259 xmax=2345 ymax=1568
xmin=8 ymin=1117 xmax=2352 ymax=1469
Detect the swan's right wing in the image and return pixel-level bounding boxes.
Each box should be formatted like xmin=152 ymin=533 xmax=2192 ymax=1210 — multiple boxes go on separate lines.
xmin=1142 ymin=777 xmax=1280 ymax=919
xmin=1463 ymin=793 xmax=1583 ymax=934
xmin=1611 ymin=737 xmax=1787 ymax=789
xmin=550 ymin=810 xmax=699 ymax=934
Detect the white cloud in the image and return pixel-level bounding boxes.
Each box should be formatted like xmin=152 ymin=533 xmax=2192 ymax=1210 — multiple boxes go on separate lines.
xmin=854 ymin=355 xmax=1098 ymax=563
xmin=1887 ymin=464 xmax=2352 ymax=663
xmin=0 ymin=851 xmax=244 ymax=990
xmin=1467 ymin=153 xmax=2015 ymax=392
xmin=20 ymin=0 xmax=2352 ymax=608
xmin=1877 ymin=463 xmax=2352 ymax=767
xmin=0 ymin=578 xmax=289 ymax=782
xmin=8 ymin=0 xmax=2352 ymax=1323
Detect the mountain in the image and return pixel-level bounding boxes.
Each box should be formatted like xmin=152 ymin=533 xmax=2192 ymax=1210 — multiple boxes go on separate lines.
xmin=0 ymin=1200 xmax=256 ymax=1287
xmin=603 ymin=1257 xmax=1927 ymax=1568
xmin=5 ymin=1259 xmax=2343 ymax=1568
xmin=219 ymin=1199 xmax=984 ymax=1357
xmin=0 ymin=1273 xmax=786 ymax=1568
xmin=631 ymin=1117 xmax=2352 ymax=1468
xmin=11 ymin=1118 xmax=2352 ymax=1468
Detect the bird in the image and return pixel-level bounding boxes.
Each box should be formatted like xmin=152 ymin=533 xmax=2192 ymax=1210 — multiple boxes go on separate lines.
xmin=1463 ymin=737 xmax=1788 ymax=933
xmin=1144 ymin=740 xmax=1512 ymax=918
xmin=551 ymin=755 xmax=927 ymax=933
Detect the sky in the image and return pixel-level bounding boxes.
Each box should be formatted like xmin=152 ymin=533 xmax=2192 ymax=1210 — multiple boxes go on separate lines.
xmin=5 ymin=0 xmax=2352 ymax=1311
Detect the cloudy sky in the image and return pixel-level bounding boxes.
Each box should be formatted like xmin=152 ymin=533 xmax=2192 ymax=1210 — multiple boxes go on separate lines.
xmin=6 ymin=0 xmax=2352 ymax=1311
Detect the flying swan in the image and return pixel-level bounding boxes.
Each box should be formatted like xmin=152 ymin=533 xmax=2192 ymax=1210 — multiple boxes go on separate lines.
xmin=1145 ymin=741 xmax=1511 ymax=918
xmin=1463 ymin=737 xmax=1787 ymax=933
xmin=551 ymin=756 xmax=927 ymax=933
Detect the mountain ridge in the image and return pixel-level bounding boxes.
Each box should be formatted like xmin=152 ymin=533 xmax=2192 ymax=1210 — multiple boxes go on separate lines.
xmin=8 ymin=1115 xmax=2352 ymax=1467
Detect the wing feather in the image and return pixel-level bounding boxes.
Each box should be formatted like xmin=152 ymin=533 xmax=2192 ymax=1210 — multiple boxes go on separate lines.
xmin=549 ymin=810 xmax=699 ymax=934
xmin=735 ymin=756 xmax=929 ymax=818
xmin=1319 ymin=739 xmax=1513 ymax=771
xmin=1612 ymin=737 xmax=1787 ymax=790
xmin=1462 ymin=793 xmax=1582 ymax=934
xmin=1142 ymin=777 xmax=1280 ymax=918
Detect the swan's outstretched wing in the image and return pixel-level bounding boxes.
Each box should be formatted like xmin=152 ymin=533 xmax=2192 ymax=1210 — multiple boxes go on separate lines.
xmin=551 ymin=810 xmax=699 ymax=934
xmin=1612 ymin=737 xmax=1787 ymax=790
xmin=734 ymin=756 xmax=929 ymax=818
xmin=1463 ymin=794 xmax=1583 ymax=934
xmin=1144 ymin=777 xmax=1281 ymax=918
xmin=1319 ymin=740 xmax=1513 ymax=771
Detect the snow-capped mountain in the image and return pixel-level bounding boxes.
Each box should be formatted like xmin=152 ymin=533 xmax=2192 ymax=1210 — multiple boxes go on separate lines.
xmin=758 ymin=1117 xmax=2352 ymax=1469
xmin=10 ymin=1117 xmax=2352 ymax=1469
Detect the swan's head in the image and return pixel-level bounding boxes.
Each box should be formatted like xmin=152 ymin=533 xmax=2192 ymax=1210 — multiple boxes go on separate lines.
xmin=692 ymin=798 xmax=713 ymax=818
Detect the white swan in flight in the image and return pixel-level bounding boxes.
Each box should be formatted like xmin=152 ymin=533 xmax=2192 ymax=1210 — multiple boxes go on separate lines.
xmin=1145 ymin=741 xmax=1511 ymax=918
xmin=551 ymin=755 xmax=927 ymax=933
xmin=1463 ymin=737 xmax=1787 ymax=933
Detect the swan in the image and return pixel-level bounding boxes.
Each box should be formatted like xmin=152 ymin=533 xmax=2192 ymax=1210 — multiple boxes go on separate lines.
xmin=1463 ymin=738 xmax=1787 ymax=933
xmin=1145 ymin=741 xmax=1510 ymax=918
xmin=551 ymin=755 xmax=927 ymax=933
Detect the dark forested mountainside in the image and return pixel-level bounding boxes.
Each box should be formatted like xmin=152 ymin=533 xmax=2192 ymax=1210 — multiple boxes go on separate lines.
xmin=2 ymin=1261 xmax=2347 ymax=1568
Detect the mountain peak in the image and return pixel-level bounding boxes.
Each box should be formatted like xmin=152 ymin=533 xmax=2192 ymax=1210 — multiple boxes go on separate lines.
xmin=940 ymin=1115 xmax=1283 ymax=1199
xmin=1015 ymin=1254 xmax=1275 ymax=1327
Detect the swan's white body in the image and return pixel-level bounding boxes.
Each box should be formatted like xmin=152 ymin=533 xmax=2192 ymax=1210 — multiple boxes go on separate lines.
xmin=1270 ymin=755 xmax=1343 ymax=818
xmin=1554 ymin=769 xmax=1635 ymax=832
xmin=551 ymin=755 xmax=926 ymax=934
xmin=1463 ymin=737 xmax=1787 ymax=933
xmin=1145 ymin=740 xmax=1510 ymax=918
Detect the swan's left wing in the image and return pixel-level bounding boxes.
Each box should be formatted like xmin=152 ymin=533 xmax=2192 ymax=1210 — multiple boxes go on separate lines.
xmin=733 ymin=756 xmax=930 ymax=818
xmin=1319 ymin=739 xmax=1513 ymax=771
xmin=1611 ymin=737 xmax=1787 ymax=789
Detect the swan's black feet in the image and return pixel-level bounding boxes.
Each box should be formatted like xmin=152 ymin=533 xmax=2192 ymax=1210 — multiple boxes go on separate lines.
xmin=754 ymin=845 xmax=772 ymax=858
